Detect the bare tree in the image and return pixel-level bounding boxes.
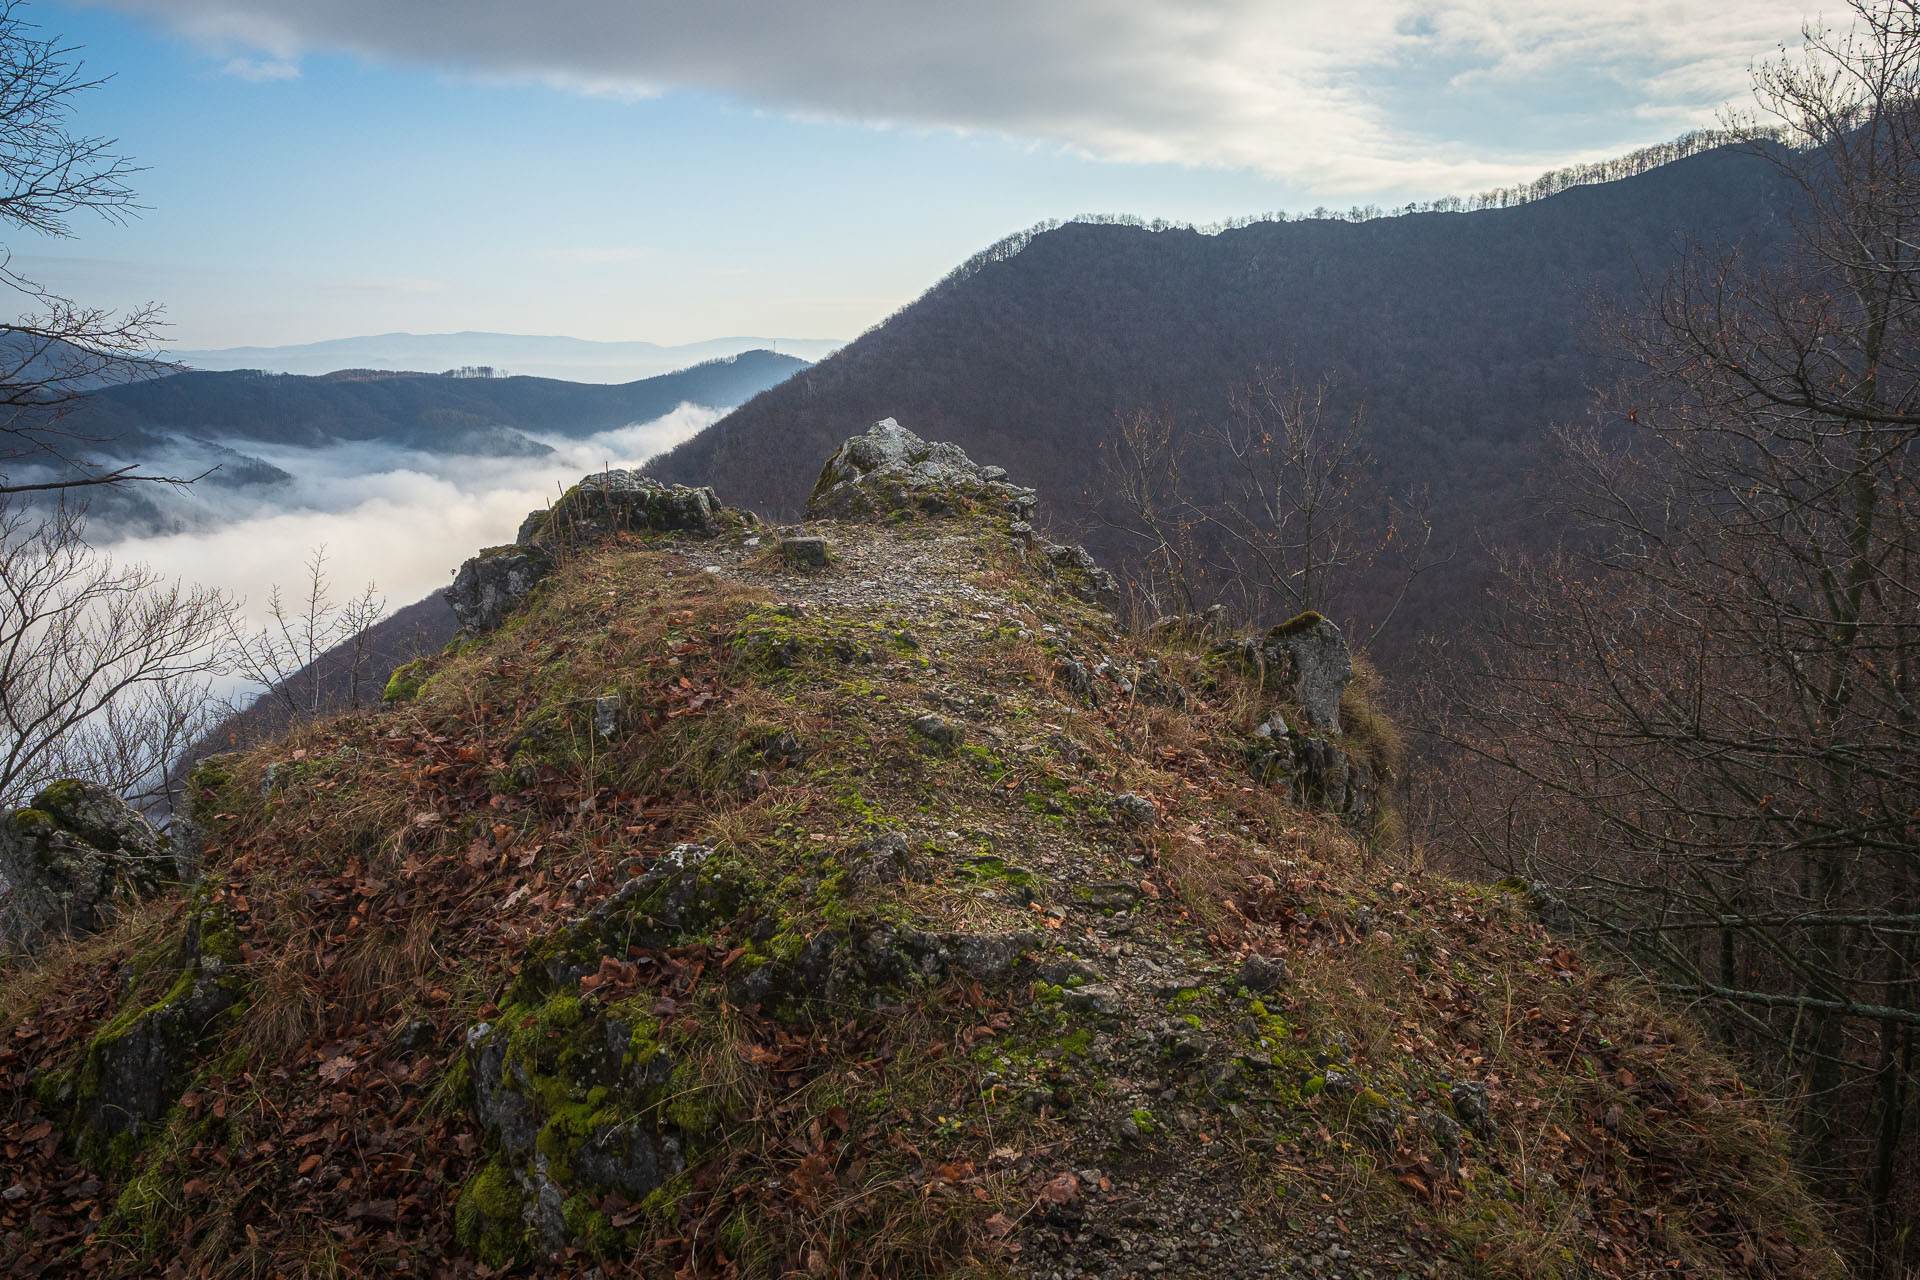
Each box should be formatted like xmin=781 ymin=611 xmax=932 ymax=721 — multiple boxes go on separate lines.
xmin=1439 ymin=4 xmax=1920 ymax=1268
xmin=1095 ymin=406 xmax=1208 ymax=619
xmin=1206 ymin=367 xmax=1437 ymax=642
xmin=226 ymin=546 xmax=387 ymax=721
xmin=0 ymin=1 xmax=188 ymax=495
xmin=0 ymin=497 xmax=232 ymax=808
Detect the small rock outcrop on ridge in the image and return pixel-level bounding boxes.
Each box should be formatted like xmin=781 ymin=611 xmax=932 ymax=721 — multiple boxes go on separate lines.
xmin=808 ymin=416 xmax=1037 ymax=521
xmin=447 ymin=470 xmax=747 ymax=633
xmin=0 ymin=779 xmax=182 ymax=951
xmin=0 ymin=421 xmax=1840 ymax=1280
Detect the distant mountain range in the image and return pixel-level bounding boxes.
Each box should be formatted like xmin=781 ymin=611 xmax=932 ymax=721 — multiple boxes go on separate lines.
xmin=648 ymin=144 xmax=1803 ymax=653
xmin=168 ymin=331 xmax=844 ymax=383
xmin=60 ymin=348 xmax=809 ymax=459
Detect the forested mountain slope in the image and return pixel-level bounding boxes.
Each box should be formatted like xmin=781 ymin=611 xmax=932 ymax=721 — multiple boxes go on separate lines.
xmin=648 ymin=146 xmax=1800 ymax=644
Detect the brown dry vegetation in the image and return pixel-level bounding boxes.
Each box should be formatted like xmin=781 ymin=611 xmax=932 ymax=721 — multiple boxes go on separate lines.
xmin=0 ymin=513 xmax=1847 ymax=1280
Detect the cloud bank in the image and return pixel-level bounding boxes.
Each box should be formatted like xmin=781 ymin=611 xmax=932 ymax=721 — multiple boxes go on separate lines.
xmin=88 ymin=0 xmax=1812 ymax=193
xmin=101 ymin=403 xmax=723 ymax=637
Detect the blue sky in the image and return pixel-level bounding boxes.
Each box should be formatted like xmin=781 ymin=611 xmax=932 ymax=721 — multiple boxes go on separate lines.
xmin=16 ymin=0 xmax=1816 ymax=348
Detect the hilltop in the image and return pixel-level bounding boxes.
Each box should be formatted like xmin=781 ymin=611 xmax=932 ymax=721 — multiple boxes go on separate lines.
xmin=646 ymin=144 xmax=1801 ymax=648
xmin=0 ymin=422 xmax=1837 ymax=1278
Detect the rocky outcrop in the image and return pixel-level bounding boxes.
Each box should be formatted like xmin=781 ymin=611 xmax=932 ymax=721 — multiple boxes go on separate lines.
xmin=1041 ymin=542 xmax=1122 ymax=613
xmin=445 ymin=544 xmax=555 ymax=634
xmin=447 ymin=471 xmax=749 ymax=636
xmin=0 ymin=781 xmax=181 ymax=951
xmin=518 ymin=470 xmax=734 ymax=547
xmin=1260 ymin=613 xmax=1354 ymax=733
xmin=66 ymin=891 xmax=244 ymax=1141
xmin=459 ymin=842 xmax=1037 ymax=1261
xmin=808 ymin=418 xmax=1036 ymax=522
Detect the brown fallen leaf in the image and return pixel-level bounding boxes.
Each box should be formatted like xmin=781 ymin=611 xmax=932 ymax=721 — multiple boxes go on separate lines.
xmin=1039 ymin=1173 xmax=1079 ymax=1205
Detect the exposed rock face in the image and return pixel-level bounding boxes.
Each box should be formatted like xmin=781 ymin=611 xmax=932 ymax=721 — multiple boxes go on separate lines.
xmin=447 ymin=471 xmax=749 ymax=636
xmin=446 ymin=545 xmax=554 ymax=635
xmin=518 ymin=470 xmax=732 ymax=548
xmin=460 ymin=842 xmax=1036 ymax=1261
xmin=0 ymin=781 xmax=179 ymax=951
xmin=73 ymin=892 xmax=244 ymax=1139
xmin=1261 ymin=613 xmax=1354 ymax=733
xmin=808 ymin=418 xmax=1036 ymax=522
xmin=1042 ymin=542 xmax=1121 ymax=613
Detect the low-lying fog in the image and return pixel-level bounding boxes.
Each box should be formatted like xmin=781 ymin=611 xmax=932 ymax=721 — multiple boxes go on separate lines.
xmin=101 ymin=402 xmax=722 ymax=630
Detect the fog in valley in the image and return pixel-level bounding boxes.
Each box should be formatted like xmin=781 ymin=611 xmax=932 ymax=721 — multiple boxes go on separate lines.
xmin=99 ymin=401 xmax=722 ymax=635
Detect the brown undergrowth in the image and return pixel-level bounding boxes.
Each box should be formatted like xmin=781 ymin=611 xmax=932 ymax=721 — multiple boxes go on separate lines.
xmin=0 ymin=516 xmax=1846 ymax=1280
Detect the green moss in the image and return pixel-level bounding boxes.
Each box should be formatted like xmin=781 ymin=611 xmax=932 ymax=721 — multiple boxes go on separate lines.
xmin=1273 ymin=611 xmax=1325 ymax=637
xmin=11 ymin=807 xmax=52 ymax=833
xmin=455 ymin=1156 xmax=528 ymax=1267
xmin=382 ymin=658 xmax=430 ymax=703
xmin=1130 ymin=1108 xmax=1159 ymax=1135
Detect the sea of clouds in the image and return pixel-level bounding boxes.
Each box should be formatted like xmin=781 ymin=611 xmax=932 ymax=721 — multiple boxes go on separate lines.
xmin=99 ymin=402 xmax=722 ymax=631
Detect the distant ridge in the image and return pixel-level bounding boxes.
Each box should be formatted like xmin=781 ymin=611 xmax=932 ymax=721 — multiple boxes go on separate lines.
xmin=648 ymin=143 xmax=1802 ymax=651
xmin=169 ymin=331 xmax=845 ymax=384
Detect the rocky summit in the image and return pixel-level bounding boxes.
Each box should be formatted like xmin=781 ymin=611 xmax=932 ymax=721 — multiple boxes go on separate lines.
xmin=0 ymin=423 xmax=1839 ymax=1279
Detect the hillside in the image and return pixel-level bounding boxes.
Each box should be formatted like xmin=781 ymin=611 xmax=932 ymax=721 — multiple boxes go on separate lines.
xmin=646 ymin=145 xmax=1801 ymax=646
xmin=62 ymin=348 xmax=811 ymax=458
xmin=0 ymin=423 xmax=1838 ymax=1278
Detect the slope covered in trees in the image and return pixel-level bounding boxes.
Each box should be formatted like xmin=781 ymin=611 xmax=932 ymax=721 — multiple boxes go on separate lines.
xmin=63 ymin=348 xmax=810 ymax=455
xmin=648 ymin=145 xmax=1801 ymax=647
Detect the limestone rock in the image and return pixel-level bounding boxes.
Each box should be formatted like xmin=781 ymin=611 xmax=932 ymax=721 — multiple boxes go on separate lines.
xmin=446 ymin=544 xmax=554 ymax=634
xmin=910 ymin=713 xmax=963 ymax=753
xmin=778 ymin=535 xmax=831 ymax=566
xmin=1261 ymin=614 xmax=1353 ymax=733
xmin=0 ymin=781 xmax=178 ymax=951
xmin=1451 ymin=1080 xmax=1496 ymax=1142
xmin=807 ymin=418 xmax=1037 ymax=522
xmin=517 ymin=469 xmax=731 ymax=548
xmin=74 ymin=893 xmax=244 ymax=1139
xmin=1042 ymin=542 xmax=1122 ymax=612
xmin=1237 ymin=953 xmax=1291 ymax=993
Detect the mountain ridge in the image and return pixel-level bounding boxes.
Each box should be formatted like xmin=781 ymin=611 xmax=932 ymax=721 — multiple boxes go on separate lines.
xmin=0 ymin=426 xmax=1841 ymax=1278
xmin=645 ymin=143 xmax=1801 ymax=650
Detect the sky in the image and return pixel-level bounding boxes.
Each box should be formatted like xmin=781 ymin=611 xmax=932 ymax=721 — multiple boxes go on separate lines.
xmin=11 ymin=0 xmax=1816 ymax=351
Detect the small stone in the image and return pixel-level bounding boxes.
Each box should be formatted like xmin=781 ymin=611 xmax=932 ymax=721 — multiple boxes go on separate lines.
xmin=394 ymin=1019 xmax=436 ymax=1054
xmin=779 ymin=536 xmax=831 ymax=567
xmin=593 ymin=695 xmax=622 ymax=739
xmin=1451 ymin=1080 xmax=1495 ymax=1141
xmin=1237 ymin=954 xmax=1290 ymax=993
xmin=1111 ymin=793 xmax=1157 ymax=825
xmin=1063 ymin=983 xmax=1120 ymax=1015
xmin=2 ymin=1184 xmax=25 ymax=1202
xmin=911 ymin=714 xmax=963 ymax=752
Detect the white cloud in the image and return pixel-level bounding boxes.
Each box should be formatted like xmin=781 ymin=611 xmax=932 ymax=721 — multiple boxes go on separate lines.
xmin=219 ymin=54 xmax=298 ymax=81
xmin=101 ymin=403 xmax=724 ymax=633
xmin=83 ymin=0 xmax=1815 ymax=194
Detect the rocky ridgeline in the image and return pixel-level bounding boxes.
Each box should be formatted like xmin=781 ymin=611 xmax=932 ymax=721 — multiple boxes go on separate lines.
xmin=0 ymin=419 xmax=1834 ymax=1280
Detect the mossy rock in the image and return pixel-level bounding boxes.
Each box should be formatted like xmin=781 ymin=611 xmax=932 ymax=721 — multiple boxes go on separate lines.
xmin=71 ymin=889 xmax=245 ymax=1153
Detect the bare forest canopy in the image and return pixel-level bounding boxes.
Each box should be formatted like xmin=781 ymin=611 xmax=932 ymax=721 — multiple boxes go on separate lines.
xmin=646 ymin=142 xmax=1802 ymax=656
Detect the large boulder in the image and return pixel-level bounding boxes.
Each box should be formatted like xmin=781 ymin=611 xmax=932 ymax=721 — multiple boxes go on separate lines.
xmin=516 ymin=470 xmax=733 ymax=548
xmin=71 ymin=891 xmax=244 ymax=1141
xmin=808 ymin=418 xmax=1037 ymax=522
xmin=446 ymin=544 xmax=555 ymax=635
xmin=0 ymin=780 xmax=180 ymax=951
xmin=1261 ymin=613 xmax=1354 ymax=733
